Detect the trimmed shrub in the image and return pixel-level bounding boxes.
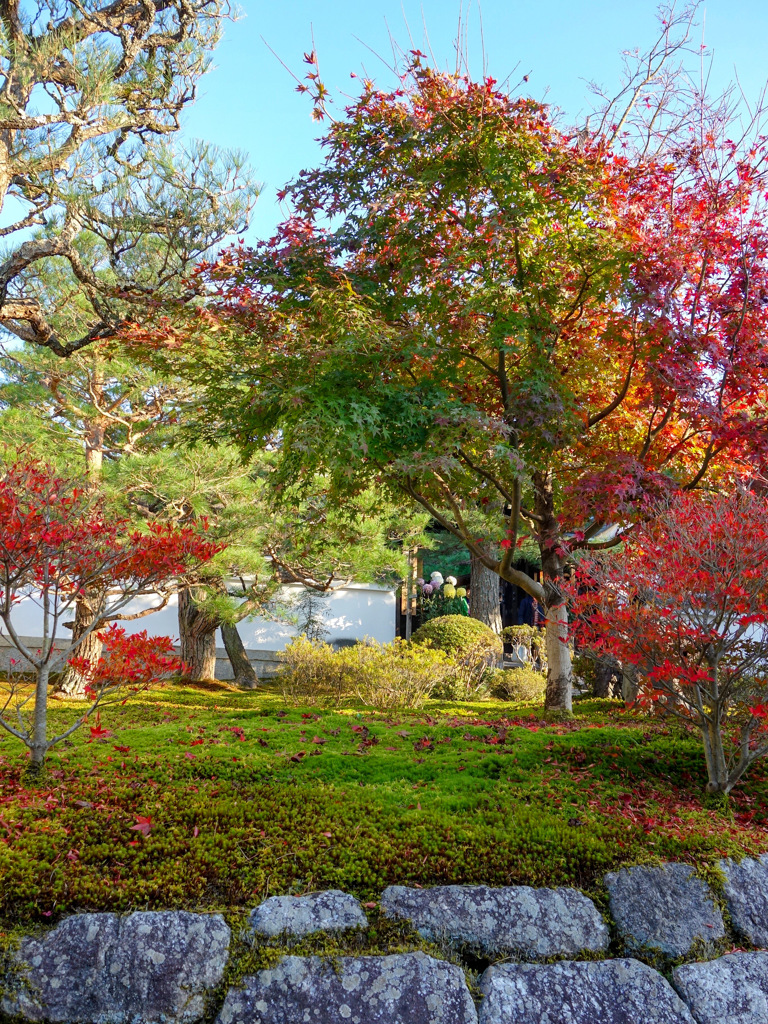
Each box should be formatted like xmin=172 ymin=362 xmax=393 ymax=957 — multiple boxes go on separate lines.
xmin=278 ymin=637 xmax=343 ymax=707
xmin=412 ymin=615 xmax=502 ymax=657
xmin=355 ymin=641 xmax=455 ymax=710
xmin=489 ymin=666 xmax=547 ymax=703
xmin=502 ymin=624 xmax=538 ymax=646
xmin=412 ymin=616 xmax=503 ymax=700
xmin=279 ymin=636 xmax=454 ymax=710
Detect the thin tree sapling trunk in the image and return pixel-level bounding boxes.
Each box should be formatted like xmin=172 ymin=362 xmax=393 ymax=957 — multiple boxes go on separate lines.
xmin=29 ymin=666 xmax=50 ymax=774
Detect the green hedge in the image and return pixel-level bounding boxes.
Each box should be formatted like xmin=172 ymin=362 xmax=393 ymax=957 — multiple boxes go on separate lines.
xmin=412 ymin=615 xmax=503 ymax=658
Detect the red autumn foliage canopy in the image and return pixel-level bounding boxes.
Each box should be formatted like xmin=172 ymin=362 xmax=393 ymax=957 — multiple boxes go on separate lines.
xmin=570 ymin=490 xmax=768 ymax=794
xmin=0 ymin=462 xmax=222 ymax=606
xmin=0 ymin=460 xmax=223 ymax=769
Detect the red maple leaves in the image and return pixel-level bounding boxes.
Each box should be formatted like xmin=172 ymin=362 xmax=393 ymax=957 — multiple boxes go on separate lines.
xmin=570 ymin=490 xmax=768 ymax=794
xmin=71 ymin=626 xmax=184 ymax=702
xmin=0 ymin=461 xmax=221 ymax=768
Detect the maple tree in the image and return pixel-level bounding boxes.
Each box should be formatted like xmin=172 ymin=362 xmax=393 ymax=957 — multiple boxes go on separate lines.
xmin=0 ymin=461 xmax=220 ymax=770
xmin=0 ymin=340 xmax=202 ymax=693
xmin=183 ymin=17 xmax=768 ymax=713
xmin=570 ymin=491 xmax=768 ymax=795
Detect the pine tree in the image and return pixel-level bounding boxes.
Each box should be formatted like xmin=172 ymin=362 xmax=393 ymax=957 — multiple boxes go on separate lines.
xmin=0 ymin=0 xmax=257 ymax=355
xmin=0 ymin=343 xmax=428 ymax=685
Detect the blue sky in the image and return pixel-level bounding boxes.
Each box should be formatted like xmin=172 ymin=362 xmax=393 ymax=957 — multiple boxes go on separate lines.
xmin=180 ymin=1 xmax=768 ymax=241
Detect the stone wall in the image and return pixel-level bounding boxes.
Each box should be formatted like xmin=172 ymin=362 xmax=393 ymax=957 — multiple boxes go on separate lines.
xmin=3 ymin=855 xmax=768 ymax=1023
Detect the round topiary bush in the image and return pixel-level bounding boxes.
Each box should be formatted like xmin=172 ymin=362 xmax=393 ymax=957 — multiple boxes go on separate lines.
xmin=412 ymin=615 xmax=503 ymax=659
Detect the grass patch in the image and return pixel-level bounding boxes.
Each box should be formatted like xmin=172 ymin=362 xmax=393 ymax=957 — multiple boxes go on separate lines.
xmin=0 ymin=684 xmax=766 ymax=926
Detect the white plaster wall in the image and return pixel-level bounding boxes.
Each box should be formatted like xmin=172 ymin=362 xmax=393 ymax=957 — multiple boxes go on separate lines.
xmin=108 ymin=593 xmax=181 ymax=640
xmin=0 ymin=592 xmax=51 ymax=637
xmin=0 ymin=582 xmax=397 ymax=651
xmin=235 ymin=583 xmax=397 ymax=650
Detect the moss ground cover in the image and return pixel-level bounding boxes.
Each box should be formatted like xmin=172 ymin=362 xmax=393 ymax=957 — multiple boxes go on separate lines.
xmin=1 ymin=682 xmax=766 ymax=926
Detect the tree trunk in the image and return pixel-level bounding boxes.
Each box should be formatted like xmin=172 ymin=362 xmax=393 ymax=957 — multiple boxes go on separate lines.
xmin=60 ymin=595 xmax=103 ymax=698
xmin=405 ymin=547 xmax=418 ymax=640
xmin=58 ymin=385 xmax=108 ymax=698
xmin=221 ymin=621 xmax=258 ymax=688
xmin=85 ymin=421 xmax=105 ymax=481
xmin=178 ymin=586 xmax=218 ymax=681
xmin=544 ymin=599 xmax=572 ymax=714
xmin=470 ymin=553 xmax=502 ymax=633
xmin=593 ymin=661 xmax=611 ymax=698
xmin=29 ymin=666 xmax=50 ymax=773
xmin=701 ymin=715 xmax=731 ymax=794
xmin=593 ymin=658 xmax=622 ymax=698
xmin=533 ymin=468 xmax=573 ymax=714
xmin=84 ymin=365 xmax=107 ymax=482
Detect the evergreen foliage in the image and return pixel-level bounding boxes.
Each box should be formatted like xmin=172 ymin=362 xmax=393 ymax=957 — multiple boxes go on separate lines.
xmin=0 ymin=0 xmax=257 ymax=355
xmin=412 ymin=615 xmax=503 ymax=658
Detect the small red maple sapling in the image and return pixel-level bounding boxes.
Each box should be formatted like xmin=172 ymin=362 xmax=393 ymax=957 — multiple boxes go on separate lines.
xmin=73 ymin=624 xmax=184 ymax=717
xmin=570 ymin=491 xmax=768 ymax=795
xmin=0 ymin=461 xmax=221 ymax=771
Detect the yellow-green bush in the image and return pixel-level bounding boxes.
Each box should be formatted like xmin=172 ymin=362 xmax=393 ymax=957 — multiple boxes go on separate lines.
xmin=412 ymin=615 xmax=501 ymax=656
xmin=412 ymin=616 xmax=503 ymax=700
xmin=355 ymin=641 xmax=456 ymax=710
xmin=279 ymin=636 xmax=454 ymax=710
xmin=489 ymin=666 xmax=547 ymax=703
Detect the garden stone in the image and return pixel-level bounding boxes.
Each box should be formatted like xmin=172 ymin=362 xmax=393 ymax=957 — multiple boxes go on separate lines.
xmin=719 ymin=854 xmax=768 ymax=947
xmin=604 ymin=862 xmax=725 ymax=957
xmin=215 ymin=951 xmax=478 ymax=1024
xmin=1 ymin=910 xmax=230 ymax=1023
xmin=248 ymin=889 xmax=367 ymax=939
xmin=674 ymin=951 xmax=768 ymax=1024
xmin=478 ymin=958 xmax=697 ymax=1024
xmin=380 ymin=884 xmax=609 ymax=958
